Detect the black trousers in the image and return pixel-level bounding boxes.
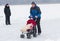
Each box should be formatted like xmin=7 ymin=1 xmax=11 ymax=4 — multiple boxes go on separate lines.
xmin=5 ymin=16 xmax=10 ymax=25
xmin=34 ymin=18 xmax=41 ymax=34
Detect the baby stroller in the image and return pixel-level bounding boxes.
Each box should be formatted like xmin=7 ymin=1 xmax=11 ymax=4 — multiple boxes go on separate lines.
xmin=20 ymin=17 xmax=37 ymax=39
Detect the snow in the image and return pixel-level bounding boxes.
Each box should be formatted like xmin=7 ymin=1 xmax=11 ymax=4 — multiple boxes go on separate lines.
xmin=0 ymin=4 xmax=60 ymax=41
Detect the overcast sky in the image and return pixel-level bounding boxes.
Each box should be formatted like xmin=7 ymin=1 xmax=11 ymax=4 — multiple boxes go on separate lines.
xmin=0 ymin=0 xmax=60 ymax=5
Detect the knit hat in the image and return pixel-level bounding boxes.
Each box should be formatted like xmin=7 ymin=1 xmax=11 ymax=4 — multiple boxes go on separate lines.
xmin=31 ymin=2 xmax=36 ymax=5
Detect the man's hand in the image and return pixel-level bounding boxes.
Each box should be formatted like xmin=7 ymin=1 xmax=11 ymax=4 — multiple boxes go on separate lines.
xmin=30 ymin=16 xmax=33 ymax=17
xmin=35 ymin=16 xmax=38 ymax=18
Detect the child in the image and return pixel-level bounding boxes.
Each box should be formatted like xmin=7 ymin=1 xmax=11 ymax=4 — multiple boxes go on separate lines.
xmin=21 ymin=16 xmax=36 ymax=39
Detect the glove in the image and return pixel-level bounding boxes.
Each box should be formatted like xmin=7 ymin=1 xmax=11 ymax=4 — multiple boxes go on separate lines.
xmin=29 ymin=16 xmax=33 ymax=18
xmin=35 ymin=16 xmax=38 ymax=18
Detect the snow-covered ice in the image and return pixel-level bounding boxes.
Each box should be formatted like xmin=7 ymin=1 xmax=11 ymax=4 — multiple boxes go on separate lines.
xmin=0 ymin=4 xmax=60 ymax=41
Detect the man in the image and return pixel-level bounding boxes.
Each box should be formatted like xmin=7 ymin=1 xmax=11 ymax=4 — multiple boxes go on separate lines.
xmin=4 ymin=4 xmax=11 ymax=25
xmin=30 ymin=2 xmax=42 ymax=35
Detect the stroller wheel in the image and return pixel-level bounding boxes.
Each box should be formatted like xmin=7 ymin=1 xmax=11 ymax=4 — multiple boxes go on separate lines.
xmin=33 ymin=32 xmax=37 ymax=37
xmin=27 ymin=34 xmax=31 ymax=39
xmin=20 ymin=34 xmax=25 ymax=38
xmin=27 ymin=32 xmax=31 ymax=39
xmin=27 ymin=36 xmax=31 ymax=39
xmin=33 ymin=34 xmax=37 ymax=37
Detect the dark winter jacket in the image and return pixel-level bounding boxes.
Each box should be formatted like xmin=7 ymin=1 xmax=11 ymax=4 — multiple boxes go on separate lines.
xmin=4 ymin=6 xmax=11 ymax=16
xmin=30 ymin=6 xmax=41 ymax=19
